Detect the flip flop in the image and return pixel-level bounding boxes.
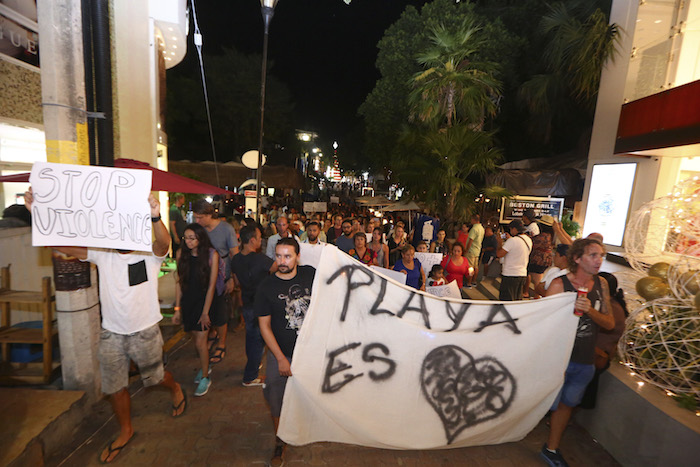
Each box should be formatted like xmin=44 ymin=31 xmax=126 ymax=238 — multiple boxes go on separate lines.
xmin=172 ymin=387 xmax=187 ymax=418
xmin=209 ymin=347 xmax=226 ymax=364
xmin=99 ymin=432 xmax=136 ymax=464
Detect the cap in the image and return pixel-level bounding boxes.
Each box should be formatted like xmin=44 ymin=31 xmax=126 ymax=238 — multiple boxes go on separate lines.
xmin=539 ymin=214 xmax=554 ymax=226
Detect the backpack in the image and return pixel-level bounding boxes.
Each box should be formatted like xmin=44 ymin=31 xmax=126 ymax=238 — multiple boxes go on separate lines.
xmin=208 ymin=248 xmax=227 ymax=295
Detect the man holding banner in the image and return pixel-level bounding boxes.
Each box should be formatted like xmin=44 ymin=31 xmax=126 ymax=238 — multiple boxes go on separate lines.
xmin=24 ymin=189 xmax=187 ymax=464
xmin=542 ymin=238 xmax=614 ymax=467
xmin=255 ymin=238 xmax=315 ymax=467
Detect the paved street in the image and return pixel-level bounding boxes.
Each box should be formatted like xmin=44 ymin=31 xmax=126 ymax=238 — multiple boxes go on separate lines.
xmin=48 ymin=322 xmax=620 ymax=467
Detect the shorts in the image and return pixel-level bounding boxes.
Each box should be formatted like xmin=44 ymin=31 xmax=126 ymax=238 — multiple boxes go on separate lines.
xmin=263 ymin=350 xmax=291 ymax=417
xmin=527 ymin=263 xmax=548 ymax=274
xmin=210 ymin=293 xmax=231 ymax=327
xmin=98 ymin=323 xmax=164 ymax=395
xmin=466 ymin=255 xmax=478 ymax=270
xmin=550 ymin=361 xmax=596 ymax=409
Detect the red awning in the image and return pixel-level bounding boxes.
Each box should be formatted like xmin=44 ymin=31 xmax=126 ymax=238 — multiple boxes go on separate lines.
xmin=0 ymin=158 xmax=234 ymax=195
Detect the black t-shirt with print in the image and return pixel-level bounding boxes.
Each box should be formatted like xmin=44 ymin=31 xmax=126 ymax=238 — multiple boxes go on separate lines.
xmin=254 ymin=265 xmax=315 ymax=358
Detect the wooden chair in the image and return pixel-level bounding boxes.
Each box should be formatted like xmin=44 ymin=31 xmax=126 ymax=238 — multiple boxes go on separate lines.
xmin=0 ymin=266 xmax=58 ymax=384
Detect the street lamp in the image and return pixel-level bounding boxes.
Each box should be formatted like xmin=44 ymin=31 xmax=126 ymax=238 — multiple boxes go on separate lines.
xmin=256 ymin=0 xmax=279 ymax=222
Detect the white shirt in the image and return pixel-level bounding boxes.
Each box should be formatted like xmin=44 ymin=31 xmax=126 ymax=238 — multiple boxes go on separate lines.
xmin=541 ymin=266 xmax=569 ymax=290
xmin=526 ymin=222 xmax=540 ymax=237
xmin=85 ymin=249 xmax=165 ymax=334
xmin=265 ymin=231 xmax=300 ymax=259
xmin=501 ymin=234 xmax=532 ymax=276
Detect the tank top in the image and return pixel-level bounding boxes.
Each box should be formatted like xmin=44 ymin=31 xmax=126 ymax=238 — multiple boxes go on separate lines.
xmin=561 ymin=274 xmax=602 ymax=365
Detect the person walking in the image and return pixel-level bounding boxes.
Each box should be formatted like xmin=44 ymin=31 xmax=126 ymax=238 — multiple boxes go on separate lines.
xmin=440 ymin=242 xmax=471 ymax=290
xmin=173 ymin=223 xmax=220 ymax=397
xmin=464 ymin=214 xmax=484 ymax=288
xmin=169 ymin=193 xmax=187 ymax=258
xmin=231 ymin=224 xmax=277 ymax=387
xmin=256 ymin=239 xmax=315 ymax=467
xmin=369 ymin=226 xmax=390 ymax=268
xmin=496 ymin=220 xmax=533 ymax=301
xmin=542 ymin=238 xmax=614 ymax=467
xmin=25 ymin=190 xmax=187 ymax=464
xmin=193 ymin=199 xmax=239 ymax=365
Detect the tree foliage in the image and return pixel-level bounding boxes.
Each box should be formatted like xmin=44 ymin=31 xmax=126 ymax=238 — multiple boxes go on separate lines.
xmin=166 ymin=47 xmax=294 ymax=163
xmin=408 ymin=19 xmax=501 ymax=129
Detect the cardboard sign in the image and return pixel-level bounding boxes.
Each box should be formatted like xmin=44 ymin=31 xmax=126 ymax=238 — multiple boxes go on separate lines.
xmin=414 ymin=252 xmax=444 ymax=277
xmin=29 ymin=162 xmax=153 ymax=251
xmin=278 ymin=246 xmax=578 ymax=449
xmin=426 ymin=280 xmax=462 ymax=299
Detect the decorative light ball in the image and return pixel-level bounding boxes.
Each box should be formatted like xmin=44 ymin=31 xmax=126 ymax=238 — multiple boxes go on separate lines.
xmin=695 ymin=292 xmax=700 ymax=311
xmin=635 ymin=276 xmax=670 ymax=301
xmin=648 ymin=262 xmax=670 ymax=281
xmin=618 ymin=298 xmax=700 ymax=401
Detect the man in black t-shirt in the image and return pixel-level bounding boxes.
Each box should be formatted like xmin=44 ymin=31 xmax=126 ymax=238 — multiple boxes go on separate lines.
xmin=255 ymin=238 xmax=315 ymax=467
xmin=231 ymin=225 xmax=276 ymax=387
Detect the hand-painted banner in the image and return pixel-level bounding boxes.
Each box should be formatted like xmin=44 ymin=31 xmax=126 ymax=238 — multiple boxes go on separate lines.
xmin=29 ymin=162 xmax=152 ymax=251
xmin=279 ymin=246 xmax=578 ymax=449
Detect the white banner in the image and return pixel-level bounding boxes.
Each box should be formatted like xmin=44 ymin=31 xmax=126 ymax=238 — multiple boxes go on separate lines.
xmin=279 ymin=246 xmax=578 ymax=449
xmin=29 ymin=162 xmax=153 ymax=251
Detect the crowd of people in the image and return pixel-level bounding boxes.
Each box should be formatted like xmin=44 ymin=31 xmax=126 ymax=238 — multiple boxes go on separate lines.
xmin=22 ymin=187 xmax=630 ymax=466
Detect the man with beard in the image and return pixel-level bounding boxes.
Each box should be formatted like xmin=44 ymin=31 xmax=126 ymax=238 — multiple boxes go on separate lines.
xmin=256 ymin=238 xmax=315 ymax=467
xmin=335 ymin=219 xmax=355 ymax=253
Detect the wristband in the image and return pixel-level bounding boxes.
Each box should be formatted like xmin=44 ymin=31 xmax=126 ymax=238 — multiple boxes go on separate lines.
xmin=151 ymin=215 xmax=161 ymax=223
xmin=174 ymin=306 xmax=181 ymax=311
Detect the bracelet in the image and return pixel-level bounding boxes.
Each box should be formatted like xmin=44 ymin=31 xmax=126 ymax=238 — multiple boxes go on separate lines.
xmin=151 ymin=215 xmax=161 ymax=223
xmin=174 ymin=306 xmax=181 ymax=311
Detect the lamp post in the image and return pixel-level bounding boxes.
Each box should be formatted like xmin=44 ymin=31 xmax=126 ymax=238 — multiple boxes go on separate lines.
xmin=256 ymin=0 xmax=279 ymax=222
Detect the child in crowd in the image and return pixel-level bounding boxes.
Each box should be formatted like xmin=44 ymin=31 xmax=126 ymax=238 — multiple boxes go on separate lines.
xmin=427 ymin=264 xmax=446 ymax=287
xmin=173 ymin=223 xmax=221 ymax=397
xmin=416 ymin=241 xmax=429 ymax=253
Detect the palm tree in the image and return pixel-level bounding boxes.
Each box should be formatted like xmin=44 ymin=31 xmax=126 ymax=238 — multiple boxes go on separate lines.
xmin=395 ymin=123 xmax=503 ymax=222
xmin=408 ymin=18 xmax=502 ymax=129
xmin=518 ymin=0 xmax=621 ymax=144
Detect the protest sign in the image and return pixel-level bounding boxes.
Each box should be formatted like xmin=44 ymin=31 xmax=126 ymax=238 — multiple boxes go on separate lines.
xmin=415 ymin=252 xmax=443 ymax=277
xmin=29 ymin=162 xmax=153 ymax=251
xmin=278 ymin=246 xmax=578 ymax=449
xmin=426 ymin=280 xmax=462 ymax=299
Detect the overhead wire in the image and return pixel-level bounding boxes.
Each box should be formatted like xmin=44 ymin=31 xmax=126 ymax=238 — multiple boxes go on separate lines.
xmin=190 ymin=0 xmax=221 ymax=188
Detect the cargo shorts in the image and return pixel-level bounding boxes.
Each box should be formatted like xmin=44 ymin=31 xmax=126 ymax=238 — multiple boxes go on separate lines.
xmin=98 ymin=323 xmax=164 ymax=395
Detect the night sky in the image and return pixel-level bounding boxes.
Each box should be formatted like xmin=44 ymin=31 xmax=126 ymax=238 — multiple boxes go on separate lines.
xmin=173 ymin=0 xmax=429 ymax=144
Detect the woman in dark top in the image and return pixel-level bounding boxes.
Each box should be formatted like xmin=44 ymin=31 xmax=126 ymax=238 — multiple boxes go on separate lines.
xmin=387 ymin=225 xmax=407 ymax=267
xmin=173 ymin=223 xmax=219 ymax=396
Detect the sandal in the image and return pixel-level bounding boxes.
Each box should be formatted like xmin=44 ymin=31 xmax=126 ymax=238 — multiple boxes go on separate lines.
xmin=99 ymin=432 xmax=136 ymax=464
xmin=207 ymin=335 xmax=219 ymax=353
xmin=172 ymin=387 xmax=187 ymax=417
xmin=209 ymin=347 xmax=226 ymax=364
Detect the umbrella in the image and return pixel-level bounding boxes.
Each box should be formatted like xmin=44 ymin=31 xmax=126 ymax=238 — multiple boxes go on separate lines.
xmin=0 ymin=158 xmax=234 ymax=195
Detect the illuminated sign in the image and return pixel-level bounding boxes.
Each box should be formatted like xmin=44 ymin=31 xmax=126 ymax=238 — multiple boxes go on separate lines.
xmin=583 ymin=163 xmax=637 ymax=247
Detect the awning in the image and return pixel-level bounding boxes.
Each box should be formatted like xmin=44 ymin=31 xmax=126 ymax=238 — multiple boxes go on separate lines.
xmin=0 ymin=158 xmax=234 ymax=195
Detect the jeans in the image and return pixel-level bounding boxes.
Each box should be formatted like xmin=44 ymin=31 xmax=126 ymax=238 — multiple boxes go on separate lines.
xmin=242 ymin=305 xmax=264 ymax=382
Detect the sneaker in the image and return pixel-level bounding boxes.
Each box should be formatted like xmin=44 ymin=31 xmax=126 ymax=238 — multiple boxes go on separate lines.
xmin=269 ymin=443 xmax=285 ymax=467
xmin=242 ymin=377 xmax=264 ymax=387
xmin=194 ymin=377 xmax=211 ymax=397
xmin=539 ymin=444 xmax=569 ymax=467
xmin=194 ymin=368 xmax=212 ymax=384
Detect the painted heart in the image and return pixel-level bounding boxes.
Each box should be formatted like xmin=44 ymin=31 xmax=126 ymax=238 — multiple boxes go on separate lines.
xmin=420 ymin=345 xmax=516 ymax=444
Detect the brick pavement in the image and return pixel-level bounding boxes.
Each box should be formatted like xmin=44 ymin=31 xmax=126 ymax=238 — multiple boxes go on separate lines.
xmin=49 ymin=322 xmax=620 ymax=467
